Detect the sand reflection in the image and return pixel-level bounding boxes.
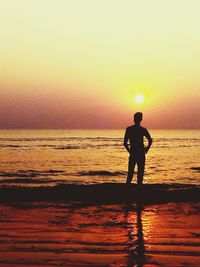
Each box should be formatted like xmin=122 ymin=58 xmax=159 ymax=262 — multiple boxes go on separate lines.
xmin=124 ymin=202 xmax=145 ymax=267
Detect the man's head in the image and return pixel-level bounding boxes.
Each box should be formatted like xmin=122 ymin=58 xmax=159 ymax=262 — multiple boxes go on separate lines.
xmin=134 ymin=112 xmax=143 ymax=125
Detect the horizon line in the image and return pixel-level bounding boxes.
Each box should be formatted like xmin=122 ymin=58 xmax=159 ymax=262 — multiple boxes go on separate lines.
xmin=0 ymin=128 xmax=199 ymax=131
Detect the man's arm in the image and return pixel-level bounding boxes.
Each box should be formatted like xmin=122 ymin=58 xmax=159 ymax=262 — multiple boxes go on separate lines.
xmin=123 ymin=128 xmax=131 ymax=153
xmin=144 ymin=129 xmax=152 ymax=154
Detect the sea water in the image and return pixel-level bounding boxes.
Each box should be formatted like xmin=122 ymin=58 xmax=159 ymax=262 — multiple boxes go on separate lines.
xmin=0 ymin=130 xmax=199 ymax=187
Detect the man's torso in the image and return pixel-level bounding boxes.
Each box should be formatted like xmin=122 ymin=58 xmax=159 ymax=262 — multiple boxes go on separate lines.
xmin=126 ymin=125 xmax=147 ymax=152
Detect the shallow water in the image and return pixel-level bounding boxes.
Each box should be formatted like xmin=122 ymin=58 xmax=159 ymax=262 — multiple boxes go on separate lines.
xmin=0 ymin=201 xmax=199 ymax=266
xmin=0 ymin=129 xmax=199 ymax=187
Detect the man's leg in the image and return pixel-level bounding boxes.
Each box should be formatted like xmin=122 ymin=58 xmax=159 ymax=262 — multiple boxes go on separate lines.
xmin=126 ymin=155 xmax=136 ymax=184
xmin=137 ymin=153 xmax=145 ymax=185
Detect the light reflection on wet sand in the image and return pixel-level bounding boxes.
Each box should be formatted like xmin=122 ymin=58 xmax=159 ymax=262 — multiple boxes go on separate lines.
xmin=0 ymin=201 xmax=199 ymax=266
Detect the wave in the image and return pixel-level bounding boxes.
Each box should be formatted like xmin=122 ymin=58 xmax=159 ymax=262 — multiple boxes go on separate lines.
xmin=77 ymin=170 xmax=126 ymax=176
xmin=0 ymin=169 xmax=65 ymax=178
xmin=53 ymin=144 xmax=123 ymax=150
xmin=0 ymin=143 xmax=122 ymax=150
xmin=191 ymin=167 xmax=200 ymax=172
xmin=0 ymin=183 xmax=199 ymax=203
xmin=0 ymin=144 xmax=21 ymax=148
xmin=55 ymin=145 xmax=80 ymax=150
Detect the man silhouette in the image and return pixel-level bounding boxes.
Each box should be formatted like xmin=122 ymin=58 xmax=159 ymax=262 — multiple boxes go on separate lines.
xmin=124 ymin=112 xmax=152 ymax=185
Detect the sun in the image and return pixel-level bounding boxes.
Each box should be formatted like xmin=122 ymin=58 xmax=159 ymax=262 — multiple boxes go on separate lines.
xmin=135 ymin=94 xmax=144 ymax=103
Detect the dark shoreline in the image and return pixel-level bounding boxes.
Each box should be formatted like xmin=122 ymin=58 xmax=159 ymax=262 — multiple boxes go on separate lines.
xmin=0 ymin=183 xmax=199 ymax=204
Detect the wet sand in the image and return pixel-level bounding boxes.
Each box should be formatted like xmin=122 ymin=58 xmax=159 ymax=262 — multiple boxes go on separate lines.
xmin=0 ymin=201 xmax=199 ymax=266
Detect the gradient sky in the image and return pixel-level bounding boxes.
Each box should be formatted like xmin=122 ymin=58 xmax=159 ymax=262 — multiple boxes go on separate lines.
xmin=0 ymin=0 xmax=200 ymax=129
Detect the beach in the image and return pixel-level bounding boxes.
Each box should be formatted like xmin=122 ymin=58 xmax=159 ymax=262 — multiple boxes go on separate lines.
xmin=0 ymin=129 xmax=200 ymax=266
xmin=0 ymin=200 xmax=199 ymax=266
xmin=1 ymin=0 xmax=200 ymax=265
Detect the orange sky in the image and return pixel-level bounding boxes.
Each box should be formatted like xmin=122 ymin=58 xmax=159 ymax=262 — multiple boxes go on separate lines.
xmin=0 ymin=0 xmax=200 ymax=129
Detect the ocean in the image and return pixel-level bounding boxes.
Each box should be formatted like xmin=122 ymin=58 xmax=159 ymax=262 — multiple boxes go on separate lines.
xmin=0 ymin=129 xmax=199 ymax=187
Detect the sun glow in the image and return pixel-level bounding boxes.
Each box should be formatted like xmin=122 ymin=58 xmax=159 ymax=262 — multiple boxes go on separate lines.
xmin=135 ymin=94 xmax=144 ymax=104
xmin=0 ymin=1 xmax=200 ymax=128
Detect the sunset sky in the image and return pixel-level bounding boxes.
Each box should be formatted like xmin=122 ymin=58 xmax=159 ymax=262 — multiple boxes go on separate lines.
xmin=0 ymin=0 xmax=200 ymax=129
